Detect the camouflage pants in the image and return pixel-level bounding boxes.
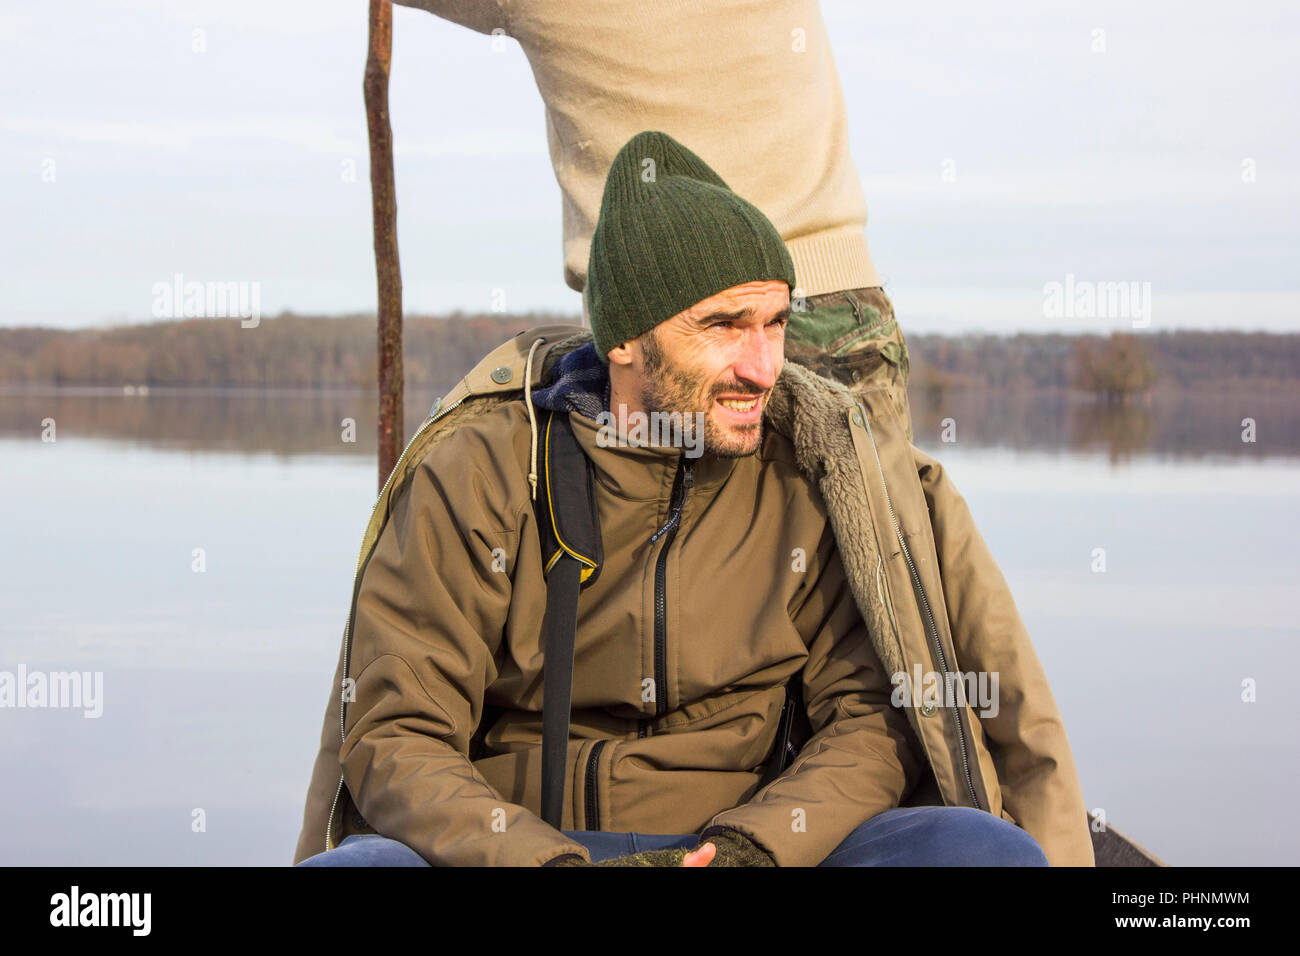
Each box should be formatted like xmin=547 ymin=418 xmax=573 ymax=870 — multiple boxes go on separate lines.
xmin=784 ymin=286 xmax=914 ymax=440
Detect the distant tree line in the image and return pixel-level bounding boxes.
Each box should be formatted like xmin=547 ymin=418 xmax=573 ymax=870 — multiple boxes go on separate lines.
xmin=1 ymin=313 xmax=1295 ymax=395
xmin=907 ymin=329 xmax=1298 ymax=397
xmin=0 ymin=312 xmax=548 ymax=390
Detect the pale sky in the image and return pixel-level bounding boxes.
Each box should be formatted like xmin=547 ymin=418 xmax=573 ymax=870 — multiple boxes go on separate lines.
xmin=1 ymin=0 xmax=1297 ymax=332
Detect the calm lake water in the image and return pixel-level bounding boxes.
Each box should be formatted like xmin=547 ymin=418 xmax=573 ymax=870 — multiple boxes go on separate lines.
xmin=1 ymin=385 xmax=1296 ymax=865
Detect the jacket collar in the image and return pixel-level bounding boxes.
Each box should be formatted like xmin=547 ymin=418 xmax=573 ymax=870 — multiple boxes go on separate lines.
xmin=531 ymin=340 xmax=738 ymax=501
xmin=568 ymin=409 xmax=738 ymax=501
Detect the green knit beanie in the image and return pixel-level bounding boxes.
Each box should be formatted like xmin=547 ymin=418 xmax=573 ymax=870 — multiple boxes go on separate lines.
xmin=584 ymin=130 xmax=796 ymax=363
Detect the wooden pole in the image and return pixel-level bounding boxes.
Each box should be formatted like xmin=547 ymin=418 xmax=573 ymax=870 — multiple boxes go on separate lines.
xmin=365 ymin=0 xmax=403 ymax=491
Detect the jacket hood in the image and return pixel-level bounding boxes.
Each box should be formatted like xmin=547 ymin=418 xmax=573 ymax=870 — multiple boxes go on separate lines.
xmin=529 ymin=341 xmax=609 ymax=421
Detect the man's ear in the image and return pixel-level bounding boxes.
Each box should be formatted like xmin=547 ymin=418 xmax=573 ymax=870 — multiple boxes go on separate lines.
xmin=607 ymin=342 xmax=635 ymax=367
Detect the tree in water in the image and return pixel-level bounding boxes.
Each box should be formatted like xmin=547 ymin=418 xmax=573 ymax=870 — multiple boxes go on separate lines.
xmin=1072 ymin=332 xmax=1157 ymax=404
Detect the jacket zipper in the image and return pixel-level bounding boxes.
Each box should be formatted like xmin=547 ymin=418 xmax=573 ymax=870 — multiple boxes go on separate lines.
xmin=584 ymin=739 xmax=608 ymax=829
xmin=585 ymin=458 xmax=690 ymax=828
xmin=649 ymin=456 xmax=693 ymax=717
xmin=855 ymin=402 xmax=983 ymax=811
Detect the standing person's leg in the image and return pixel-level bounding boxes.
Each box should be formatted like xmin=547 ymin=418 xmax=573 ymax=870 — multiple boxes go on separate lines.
xmin=785 ymin=286 xmax=913 ymax=440
xmin=816 ymin=806 xmax=1049 ymax=867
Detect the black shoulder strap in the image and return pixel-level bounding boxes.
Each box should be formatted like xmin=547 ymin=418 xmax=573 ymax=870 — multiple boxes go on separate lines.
xmin=533 ymin=409 xmax=602 ymax=829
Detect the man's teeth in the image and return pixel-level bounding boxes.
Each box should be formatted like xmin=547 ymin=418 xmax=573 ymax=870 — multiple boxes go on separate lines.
xmin=719 ymin=398 xmax=758 ymax=411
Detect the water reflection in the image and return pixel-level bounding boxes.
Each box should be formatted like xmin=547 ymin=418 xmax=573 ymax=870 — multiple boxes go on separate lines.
xmin=909 ymin=388 xmax=1296 ymax=462
xmin=2 ymin=385 xmax=1296 ymax=462
xmin=0 ymin=386 xmax=444 ymax=459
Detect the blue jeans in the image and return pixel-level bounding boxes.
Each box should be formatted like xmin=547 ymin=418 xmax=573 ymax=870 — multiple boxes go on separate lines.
xmin=296 ymin=805 xmax=1048 ymax=866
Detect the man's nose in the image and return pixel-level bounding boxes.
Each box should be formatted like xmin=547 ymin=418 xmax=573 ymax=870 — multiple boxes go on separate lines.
xmin=731 ymin=325 xmax=778 ymax=391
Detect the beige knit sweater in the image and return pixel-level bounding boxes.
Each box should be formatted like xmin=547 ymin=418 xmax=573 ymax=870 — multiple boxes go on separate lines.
xmin=395 ymin=0 xmax=881 ymax=308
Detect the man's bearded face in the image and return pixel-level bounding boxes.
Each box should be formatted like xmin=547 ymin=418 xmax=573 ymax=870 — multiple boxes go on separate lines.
xmin=638 ymin=327 xmax=765 ymax=458
xmin=631 ymin=281 xmax=790 ymax=459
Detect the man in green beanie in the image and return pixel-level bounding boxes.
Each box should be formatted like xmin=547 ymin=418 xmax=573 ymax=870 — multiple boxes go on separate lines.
xmin=294 ymin=129 xmax=1088 ymax=868
xmin=585 ymin=130 xmax=799 ymax=462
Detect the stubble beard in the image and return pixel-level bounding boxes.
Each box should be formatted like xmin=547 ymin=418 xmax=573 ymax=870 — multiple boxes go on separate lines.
xmin=638 ymin=328 xmax=765 ymax=459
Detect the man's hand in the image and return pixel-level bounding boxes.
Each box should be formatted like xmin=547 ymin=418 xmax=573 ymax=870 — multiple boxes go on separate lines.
xmin=594 ymin=843 xmax=718 ymax=866
xmin=694 ymin=828 xmax=775 ymax=866
xmin=547 ymin=829 xmax=771 ymax=866
xmin=682 ymin=843 xmax=716 ymax=866
xmin=550 ymin=846 xmax=701 ymax=866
